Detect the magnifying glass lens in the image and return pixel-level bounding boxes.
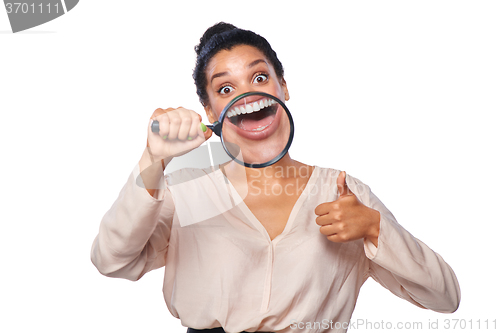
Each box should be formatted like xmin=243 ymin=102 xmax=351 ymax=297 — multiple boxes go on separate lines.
xmin=220 ymin=92 xmax=293 ymax=168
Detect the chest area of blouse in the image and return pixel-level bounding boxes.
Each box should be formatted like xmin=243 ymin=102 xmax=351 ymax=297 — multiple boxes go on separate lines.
xmin=242 ymin=174 xmax=312 ymax=241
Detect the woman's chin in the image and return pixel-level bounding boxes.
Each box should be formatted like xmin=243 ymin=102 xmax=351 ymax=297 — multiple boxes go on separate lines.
xmin=223 ymin=108 xmax=289 ymax=165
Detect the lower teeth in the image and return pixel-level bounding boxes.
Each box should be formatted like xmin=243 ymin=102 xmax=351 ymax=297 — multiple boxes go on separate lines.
xmin=252 ymin=125 xmax=269 ymax=131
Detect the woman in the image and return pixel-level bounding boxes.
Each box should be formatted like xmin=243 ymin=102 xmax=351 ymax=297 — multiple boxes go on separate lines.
xmin=91 ymin=22 xmax=460 ymax=333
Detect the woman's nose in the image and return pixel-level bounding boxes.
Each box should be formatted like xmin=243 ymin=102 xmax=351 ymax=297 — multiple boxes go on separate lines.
xmin=237 ymin=80 xmax=263 ymax=94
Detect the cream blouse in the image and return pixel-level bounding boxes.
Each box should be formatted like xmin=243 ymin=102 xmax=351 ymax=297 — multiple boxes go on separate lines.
xmin=91 ymin=165 xmax=460 ymax=333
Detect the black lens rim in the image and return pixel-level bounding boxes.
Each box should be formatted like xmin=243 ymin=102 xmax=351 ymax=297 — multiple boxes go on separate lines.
xmin=218 ymin=91 xmax=294 ymax=168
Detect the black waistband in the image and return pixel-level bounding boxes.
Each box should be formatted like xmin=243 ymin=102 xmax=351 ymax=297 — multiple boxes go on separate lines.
xmin=187 ymin=328 xmax=273 ymax=333
xmin=187 ymin=329 xmax=226 ymax=333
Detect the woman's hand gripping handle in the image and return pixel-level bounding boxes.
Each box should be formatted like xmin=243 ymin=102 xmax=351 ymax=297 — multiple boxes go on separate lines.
xmin=139 ymin=107 xmax=213 ymax=197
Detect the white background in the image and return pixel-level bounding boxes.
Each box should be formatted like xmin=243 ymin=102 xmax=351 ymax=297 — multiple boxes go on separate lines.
xmin=1 ymin=1 xmax=499 ymax=332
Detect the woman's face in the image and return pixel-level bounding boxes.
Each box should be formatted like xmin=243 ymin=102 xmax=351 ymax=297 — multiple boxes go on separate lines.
xmin=204 ymin=44 xmax=289 ymax=121
xmin=204 ymin=44 xmax=290 ymax=165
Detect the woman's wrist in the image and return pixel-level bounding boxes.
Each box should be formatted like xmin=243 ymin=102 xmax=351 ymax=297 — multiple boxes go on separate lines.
xmin=139 ymin=147 xmax=171 ymax=197
xmin=139 ymin=147 xmax=171 ymax=173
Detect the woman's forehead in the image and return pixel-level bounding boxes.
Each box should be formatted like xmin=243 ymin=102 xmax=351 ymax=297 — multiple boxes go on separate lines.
xmin=205 ymin=45 xmax=273 ymax=79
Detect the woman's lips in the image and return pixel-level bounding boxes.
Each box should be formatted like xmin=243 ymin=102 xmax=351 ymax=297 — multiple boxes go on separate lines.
xmin=223 ymin=99 xmax=282 ymax=141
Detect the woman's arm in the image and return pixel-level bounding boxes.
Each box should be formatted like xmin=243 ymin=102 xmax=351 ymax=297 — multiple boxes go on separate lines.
xmin=349 ymin=175 xmax=461 ymax=313
xmin=90 ymin=163 xmax=174 ymax=281
xmin=91 ymin=106 xmax=212 ymax=280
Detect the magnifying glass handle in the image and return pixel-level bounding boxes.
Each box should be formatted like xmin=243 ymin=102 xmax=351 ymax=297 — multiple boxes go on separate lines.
xmin=151 ymin=120 xmax=221 ymax=137
xmin=151 ymin=120 xmax=160 ymax=133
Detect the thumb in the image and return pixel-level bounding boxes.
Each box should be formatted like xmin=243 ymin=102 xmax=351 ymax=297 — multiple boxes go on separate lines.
xmin=336 ymin=171 xmax=351 ymax=197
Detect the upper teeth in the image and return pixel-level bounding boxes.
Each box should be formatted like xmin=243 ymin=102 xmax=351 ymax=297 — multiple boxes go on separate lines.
xmin=227 ymin=98 xmax=276 ymax=118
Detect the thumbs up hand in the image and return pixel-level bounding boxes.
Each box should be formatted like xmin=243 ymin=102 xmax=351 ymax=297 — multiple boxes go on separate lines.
xmin=315 ymin=171 xmax=381 ymax=247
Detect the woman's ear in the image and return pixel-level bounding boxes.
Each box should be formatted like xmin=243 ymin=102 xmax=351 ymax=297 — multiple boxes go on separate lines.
xmin=281 ymin=78 xmax=290 ymax=101
xmin=204 ymin=104 xmax=217 ymax=123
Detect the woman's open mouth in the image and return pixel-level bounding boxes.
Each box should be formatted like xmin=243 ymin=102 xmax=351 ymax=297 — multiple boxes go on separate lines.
xmin=224 ymin=97 xmax=281 ymax=140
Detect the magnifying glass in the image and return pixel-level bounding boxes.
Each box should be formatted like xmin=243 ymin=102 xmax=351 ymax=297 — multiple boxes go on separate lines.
xmin=151 ymin=91 xmax=294 ymax=168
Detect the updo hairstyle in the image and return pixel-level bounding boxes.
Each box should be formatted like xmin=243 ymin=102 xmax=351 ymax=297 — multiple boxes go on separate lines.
xmin=193 ymin=22 xmax=285 ymax=106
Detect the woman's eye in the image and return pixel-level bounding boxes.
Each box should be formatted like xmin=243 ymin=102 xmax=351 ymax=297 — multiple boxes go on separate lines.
xmin=253 ymin=74 xmax=268 ymax=84
xmin=219 ymin=86 xmax=234 ymax=95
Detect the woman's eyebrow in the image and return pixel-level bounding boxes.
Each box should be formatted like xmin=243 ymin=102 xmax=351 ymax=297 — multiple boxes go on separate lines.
xmin=210 ymin=59 xmax=269 ymax=83
xmin=211 ymin=71 xmax=228 ymax=83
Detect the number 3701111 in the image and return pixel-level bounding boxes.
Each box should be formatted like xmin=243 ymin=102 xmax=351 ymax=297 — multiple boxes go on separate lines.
xmin=5 ymin=2 xmax=61 ymax=14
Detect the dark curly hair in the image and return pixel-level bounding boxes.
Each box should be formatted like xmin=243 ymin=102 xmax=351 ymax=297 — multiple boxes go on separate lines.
xmin=193 ymin=22 xmax=285 ymax=106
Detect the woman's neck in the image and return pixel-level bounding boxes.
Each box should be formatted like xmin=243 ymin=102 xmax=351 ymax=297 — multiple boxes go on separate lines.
xmin=223 ymin=153 xmax=313 ymax=183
